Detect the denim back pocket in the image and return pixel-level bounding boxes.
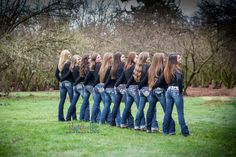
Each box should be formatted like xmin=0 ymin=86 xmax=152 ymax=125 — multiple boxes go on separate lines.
xmin=76 ymin=83 xmax=84 ymax=91
xmin=128 ymin=85 xmax=139 ymax=97
xmin=117 ymin=84 xmax=126 ymax=95
xmin=63 ymin=81 xmax=72 ymax=87
xmin=94 ymin=83 xmax=104 ymax=93
xmin=105 ymin=88 xmax=113 ymax=94
xmin=86 ymin=85 xmax=94 ymax=93
xmin=154 ymin=87 xmax=164 ymax=95
xmin=140 ymin=87 xmax=150 ymax=97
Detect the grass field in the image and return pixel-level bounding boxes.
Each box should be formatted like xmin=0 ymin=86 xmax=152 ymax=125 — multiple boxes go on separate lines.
xmin=0 ymin=92 xmax=236 ymax=157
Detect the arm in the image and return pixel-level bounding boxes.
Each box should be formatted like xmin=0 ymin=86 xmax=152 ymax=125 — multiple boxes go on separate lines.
xmin=139 ymin=74 xmax=148 ymax=89
xmin=92 ymin=64 xmax=101 ymax=86
xmin=115 ymin=71 xmax=125 ymax=87
xmin=153 ymin=73 xmax=164 ymax=89
xmin=55 ymin=65 xmax=61 ymax=81
xmin=126 ymin=75 xmax=134 ymax=88
xmin=84 ymin=71 xmax=92 ymax=85
xmin=176 ymin=72 xmax=183 ymax=93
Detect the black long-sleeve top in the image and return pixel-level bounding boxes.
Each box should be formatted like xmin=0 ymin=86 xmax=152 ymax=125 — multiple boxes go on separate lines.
xmin=114 ymin=64 xmax=135 ymax=87
xmin=104 ymin=63 xmax=124 ymax=88
xmin=72 ymin=66 xmax=80 ymax=85
xmin=84 ymin=63 xmax=101 ymax=87
xmin=72 ymin=66 xmax=88 ymax=85
xmin=154 ymin=71 xmax=183 ymax=93
xmin=55 ymin=62 xmax=74 ymax=82
xmin=126 ymin=64 xmax=150 ymax=88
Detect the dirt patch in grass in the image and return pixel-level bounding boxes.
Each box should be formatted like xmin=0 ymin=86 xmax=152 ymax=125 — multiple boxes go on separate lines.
xmin=186 ymin=87 xmax=236 ymax=97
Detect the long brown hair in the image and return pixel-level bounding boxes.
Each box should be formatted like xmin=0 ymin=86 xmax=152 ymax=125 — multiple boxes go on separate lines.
xmin=99 ymin=53 xmax=112 ymax=83
xmin=70 ymin=55 xmax=81 ymax=72
xmin=58 ymin=50 xmax=71 ymax=71
xmin=148 ymin=53 xmax=165 ymax=88
xmin=89 ymin=53 xmax=99 ymax=71
xmin=125 ymin=52 xmax=136 ymax=70
xmin=133 ymin=52 xmax=149 ymax=82
xmin=79 ymin=54 xmax=90 ymax=77
xmin=164 ymin=54 xmax=181 ymax=84
xmin=111 ymin=52 xmax=122 ymax=79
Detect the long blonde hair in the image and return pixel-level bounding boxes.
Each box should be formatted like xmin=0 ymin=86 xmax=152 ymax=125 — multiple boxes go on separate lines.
xmin=164 ymin=54 xmax=181 ymax=84
xmin=133 ymin=52 xmax=149 ymax=82
xmin=58 ymin=50 xmax=71 ymax=71
xmin=99 ymin=53 xmax=112 ymax=83
xmin=148 ymin=53 xmax=165 ymax=88
xmin=70 ymin=55 xmax=81 ymax=72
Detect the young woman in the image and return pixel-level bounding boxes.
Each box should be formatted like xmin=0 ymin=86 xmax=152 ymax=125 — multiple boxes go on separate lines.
xmin=55 ymin=50 xmax=73 ymax=121
xmin=103 ymin=52 xmax=125 ymax=126
xmin=91 ymin=53 xmax=112 ymax=124
xmin=80 ymin=53 xmax=102 ymax=121
xmin=121 ymin=52 xmax=149 ymax=128
xmin=159 ymin=54 xmax=189 ymax=136
xmin=145 ymin=53 xmax=175 ymax=133
xmin=66 ymin=54 xmax=90 ymax=121
xmin=113 ymin=52 xmax=137 ymax=128
xmin=134 ymin=53 xmax=151 ymax=131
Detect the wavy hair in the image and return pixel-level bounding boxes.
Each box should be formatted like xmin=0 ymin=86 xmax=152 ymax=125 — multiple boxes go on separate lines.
xmin=148 ymin=53 xmax=165 ymax=88
xmin=111 ymin=52 xmax=122 ymax=79
xmin=124 ymin=52 xmax=136 ymax=70
xmin=79 ymin=54 xmax=90 ymax=77
xmin=133 ymin=52 xmax=149 ymax=82
xmin=99 ymin=53 xmax=112 ymax=83
xmin=58 ymin=50 xmax=71 ymax=71
xmin=164 ymin=54 xmax=181 ymax=84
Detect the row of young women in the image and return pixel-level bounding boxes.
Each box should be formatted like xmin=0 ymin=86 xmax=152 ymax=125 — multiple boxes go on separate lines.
xmin=55 ymin=50 xmax=190 ymax=136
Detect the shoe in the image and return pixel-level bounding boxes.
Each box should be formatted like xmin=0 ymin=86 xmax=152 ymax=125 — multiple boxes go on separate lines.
xmin=134 ymin=126 xmax=140 ymax=130
xmin=120 ymin=124 xmax=128 ymax=128
xmin=151 ymin=128 xmax=160 ymax=133
xmin=183 ymin=133 xmax=190 ymax=137
xmin=169 ymin=132 xmax=176 ymax=135
xmin=146 ymin=130 xmax=151 ymax=133
xmin=140 ymin=125 xmax=146 ymax=131
xmin=58 ymin=118 xmax=65 ymax=121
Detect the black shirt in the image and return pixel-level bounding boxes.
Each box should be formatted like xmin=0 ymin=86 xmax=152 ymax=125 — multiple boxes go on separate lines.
xmin=155 ymin=71 xmax=183 ymax=93
xmin=115 ymin=64 xmax=135 ymax=87
xmin=84 ymin=63 xmax=101 ymax=86
xmin=126 ymin=64 xmax=150 ymax=88
xmin=55 ymin=62 xmax=74 ymax=82
xmin=104 ymin=63 xmax=124 ymax=88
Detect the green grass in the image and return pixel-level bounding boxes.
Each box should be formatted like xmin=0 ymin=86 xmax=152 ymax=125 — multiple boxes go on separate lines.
xmin=0 ymin=92 xmax=236 ymax=157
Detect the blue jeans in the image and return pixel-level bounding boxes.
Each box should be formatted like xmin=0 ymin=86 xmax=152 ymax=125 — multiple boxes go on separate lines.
xmin=147 ymin=88 xmax=175 ymax=132
xmin=110 ymin=88 xmax=133 ymax=127
xmin=91 ymin=83 xmax=106 ymax=123
xmin=121 ymin=85 xmax=142 ymax=128
xmin=101 ymin=88 xmax=121 ymax=125
xmin=163 ymin=86 xmax=189 ymax=136
xmin=79 ymin=85 xmax=92 ymax=121
xmin=58 ymin=81 xmax=73 ymax=121
xmin=66 ymin=83 xmax=90 ymax=121
xmin=135 ymin=87 xmax=149 ymax=128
